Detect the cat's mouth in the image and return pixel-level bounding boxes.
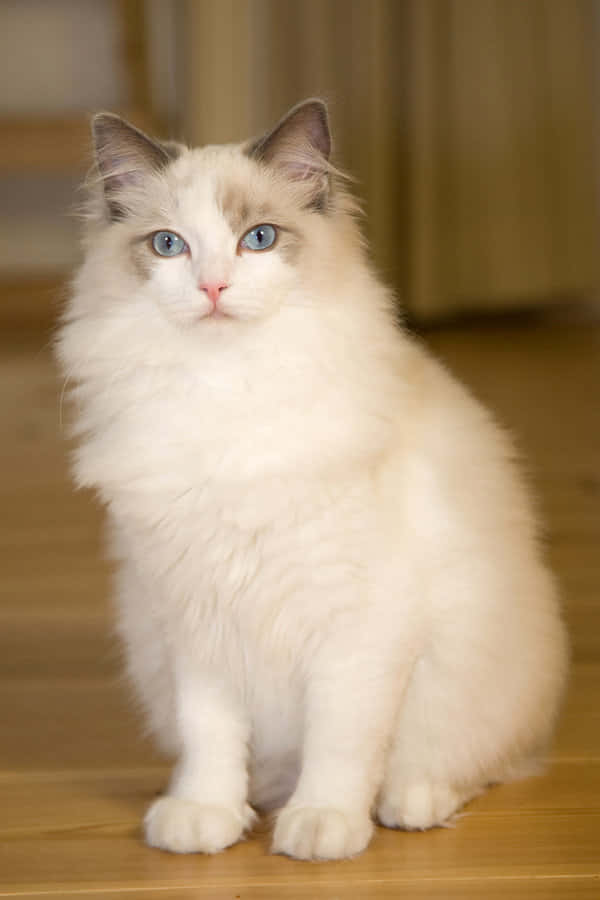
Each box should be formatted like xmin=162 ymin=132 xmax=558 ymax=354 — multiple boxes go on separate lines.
xmin=191 ymin=305 xmax=235 ymax=324
xmin=174 ymin=304 xmax=237 ymax=328
xmin=205 ymin=306 xmax=234 ymax=320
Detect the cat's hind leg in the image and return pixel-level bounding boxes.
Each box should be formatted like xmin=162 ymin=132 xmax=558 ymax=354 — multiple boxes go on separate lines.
xmin=377 ymin=773 xmax=483 ymax=831
xmin=376 ymin=568 xmax=566 ymax=831
xmin=376 ymin=650 xmax=486 ymax=830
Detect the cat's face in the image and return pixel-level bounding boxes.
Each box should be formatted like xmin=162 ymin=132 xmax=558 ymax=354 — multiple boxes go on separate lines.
xmin=115 ymin=148 xmax=312 ymax=328
xmin=86 ymin=101 xmax=347 ymax=331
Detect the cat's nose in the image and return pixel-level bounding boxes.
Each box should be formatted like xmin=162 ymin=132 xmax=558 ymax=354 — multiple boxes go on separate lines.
xmin=198 ymin=282 xmax=229 ymax=306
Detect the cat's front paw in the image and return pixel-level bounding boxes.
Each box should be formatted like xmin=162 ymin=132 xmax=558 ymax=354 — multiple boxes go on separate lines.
xmin=144 ymin=796 xmax=254 ymax=854
xmin=272 ymin=806 xmax=373 ymax=860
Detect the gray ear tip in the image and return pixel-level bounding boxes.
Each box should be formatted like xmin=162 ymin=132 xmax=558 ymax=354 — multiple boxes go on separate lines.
xmin=304 ymin=97 xmax=328 ymax=110
xmin=288 ymin=98 xmax=331 ymax=156
xmin=90 ymin=111 xmax=123 ymax=143
xmin=91 ymin=111 xmax=117 ymax=126
xmin=303 ymin=98 xmax=331 ymax=155
xmin=296 ymin=97 xmax=330 ymax=123
xmin=248 ymin=97 xmax=333 ymax=169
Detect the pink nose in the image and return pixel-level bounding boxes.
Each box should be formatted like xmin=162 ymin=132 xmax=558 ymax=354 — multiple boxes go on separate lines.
xmin=198 ymin=282 xmax=229 ymax=306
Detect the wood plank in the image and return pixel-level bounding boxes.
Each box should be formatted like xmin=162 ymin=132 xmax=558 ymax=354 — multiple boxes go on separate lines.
xmin=1 ymin=811 xmax=599 ymax=894
xmin=0 ymin=613 xmax=115 ymax=680
xmin=553 ymin=664 xmax=600 ymax=761
xmin=0 ymin=680 xmax=162 ymax=771
xmin=1 ymin=760 xmax=598 ymax=837
xmin=8 ymin=879 xmax=600 ymax=899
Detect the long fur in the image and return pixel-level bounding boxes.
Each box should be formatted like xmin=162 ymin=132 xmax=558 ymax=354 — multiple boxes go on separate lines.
xmin=56 ymin=101 xmax=568 ymax=860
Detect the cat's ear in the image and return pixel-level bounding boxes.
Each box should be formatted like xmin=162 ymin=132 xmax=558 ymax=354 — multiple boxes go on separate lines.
xmin=248 ymin=99 xmax=332 ymax=208
xmin=91 ymin=114 xmax=176 ymax=221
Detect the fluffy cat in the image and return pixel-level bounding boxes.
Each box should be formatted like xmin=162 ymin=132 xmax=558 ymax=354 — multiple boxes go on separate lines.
xmin=56 ymin=99 xmax=568 ymax=861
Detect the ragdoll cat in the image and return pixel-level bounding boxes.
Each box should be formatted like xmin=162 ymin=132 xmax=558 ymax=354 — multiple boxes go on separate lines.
xmin=57 ymin=99 xmax=568 ymax=861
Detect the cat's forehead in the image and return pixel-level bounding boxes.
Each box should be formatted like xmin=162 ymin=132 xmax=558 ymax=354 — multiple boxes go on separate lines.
xmin=164 ymin=144 xmax=295 ymax=232
xmin=168 ymin=144 xmax=247 ymax=193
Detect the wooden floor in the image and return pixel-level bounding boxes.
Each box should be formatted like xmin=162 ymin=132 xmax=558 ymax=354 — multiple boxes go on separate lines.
xmin=1 ymin=313 xmax=599 ymax=898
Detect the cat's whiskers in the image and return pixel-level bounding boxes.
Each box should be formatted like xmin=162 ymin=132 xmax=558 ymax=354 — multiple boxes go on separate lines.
xmin=58 ymin=374 xmax=72 ymax=432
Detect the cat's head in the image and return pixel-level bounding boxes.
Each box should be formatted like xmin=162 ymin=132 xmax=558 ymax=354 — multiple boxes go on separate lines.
xmin=81 ymin=99 xmax=361 ymax=330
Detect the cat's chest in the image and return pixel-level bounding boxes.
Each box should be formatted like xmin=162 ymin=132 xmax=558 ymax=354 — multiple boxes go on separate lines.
xmin=112 ymin=457 xmax=376 ymax=636
xmin=91 ymin=358 xmax=367 ymax=492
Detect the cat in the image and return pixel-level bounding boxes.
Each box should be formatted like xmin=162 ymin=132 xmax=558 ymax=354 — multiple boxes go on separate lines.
xmin=56 ymin=99 xmax=568 ymax=861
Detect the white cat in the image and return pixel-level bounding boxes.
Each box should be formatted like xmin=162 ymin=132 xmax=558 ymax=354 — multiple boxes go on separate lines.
xmin=57 ymin=99 xmax=568 ymax=860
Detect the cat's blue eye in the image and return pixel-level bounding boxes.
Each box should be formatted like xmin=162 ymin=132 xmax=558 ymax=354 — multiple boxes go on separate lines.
xmin=151 ymin=230 xmax=187 ymax=257
xmin=240 ymin=224 xmax=277 ymax=252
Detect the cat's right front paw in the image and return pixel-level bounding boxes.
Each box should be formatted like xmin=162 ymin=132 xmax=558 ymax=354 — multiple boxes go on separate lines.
xmin=144 ymin=796 xmax=254 ymax=854
xmin=272 ymin=806 xmax=373 ymax=860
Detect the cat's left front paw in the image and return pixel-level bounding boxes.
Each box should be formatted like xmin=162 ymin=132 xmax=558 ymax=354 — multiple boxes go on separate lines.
xmin=272 ymin=806 xmax=373 ymax=860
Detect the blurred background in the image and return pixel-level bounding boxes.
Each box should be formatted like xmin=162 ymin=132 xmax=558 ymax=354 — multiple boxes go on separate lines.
xmin=1 ymin=0 xmax=599 ymax=327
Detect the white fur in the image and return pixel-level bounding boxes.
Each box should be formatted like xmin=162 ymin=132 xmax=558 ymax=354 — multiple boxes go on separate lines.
xmin=57 ymin=125 xmax=568 ymax=861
